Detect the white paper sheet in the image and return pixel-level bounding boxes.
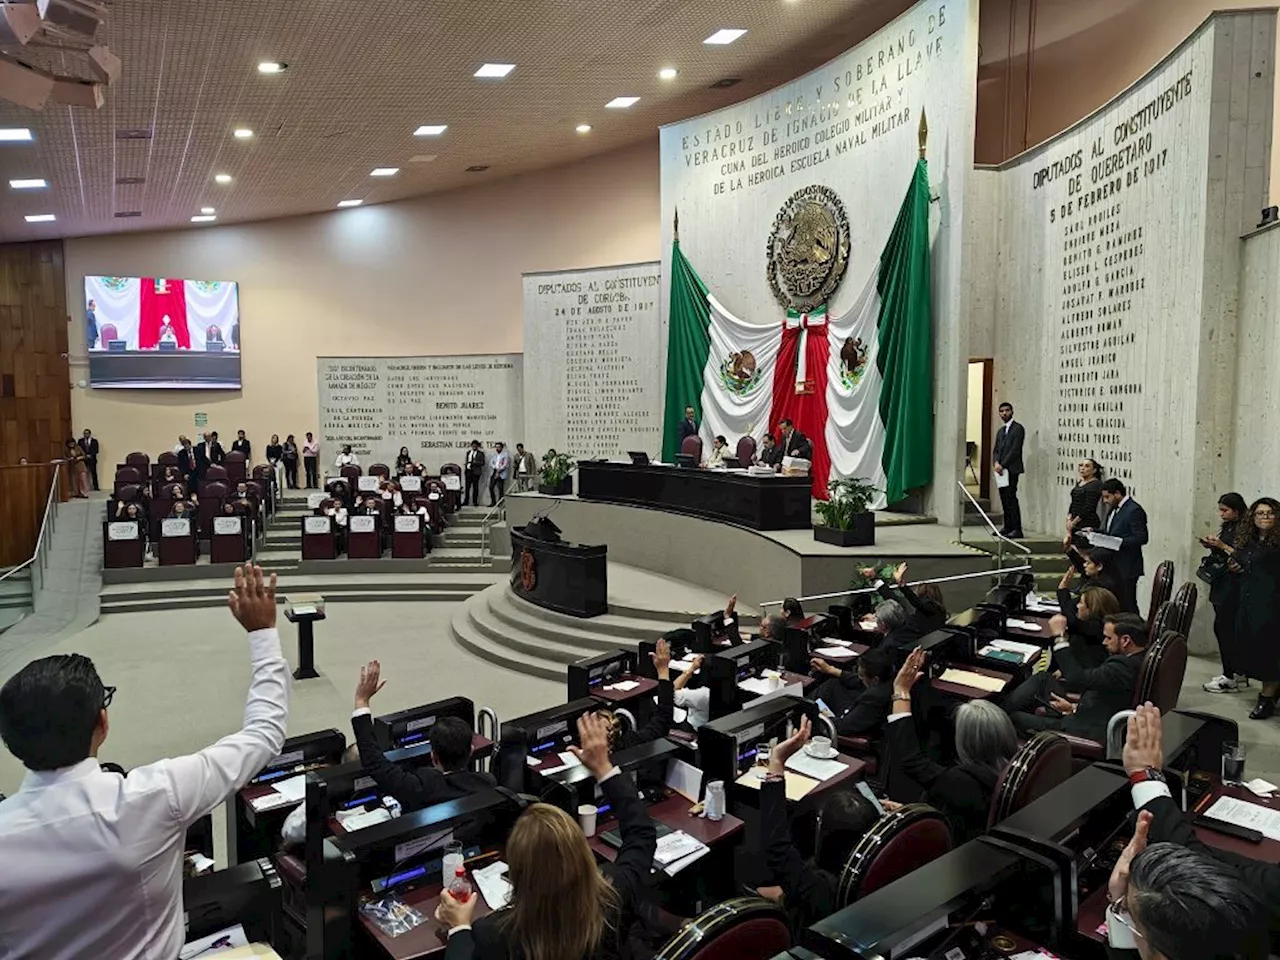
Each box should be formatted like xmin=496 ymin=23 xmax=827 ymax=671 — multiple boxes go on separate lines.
xmin=604 ymin=680 xmax=640 ymax=692
xmin=1245 ymin=778 xmax=1279 ymax=798
xmin=937 ymin=669 xmax=1008 ymax=694
xmin=339 ymin=808 xmax=392 ymax=832
xmin=664 ymin=758 xmax=704 ymax=801
xmin=180 ymin=925 xmax=250 ymax=959
xmin=737 ymin=676 xmax=779 ymax=696
xmin=670 ymin=658 xmax=696 ymax=673
xmin=1204 ymin=795 xmax=1280 ymax=841
xmin=991 ymin=638 xmax=1042 ymax=656
xmin=273 ymin=775 xmax=308 ymax=802
xmin=785 ymin=752 xmax=848 ymax=782
xmin=473 ymin=861 xmax=513 ymax=910
xmin=249 ymin=792 xmax=295 ymax=812
xmin=1085 ymin=531 xmax=1123 ymax=551
xmin=557 ymin=751 xmax=582 ymax=769
xmin=663 ymin=843 xmax=712 ymax=877
xmin=814 ymin=646 xmax=857 ymax=658
xmin=1006 ymin=619 xmax=1043 ymax=631
xmin=654 ymin=831 xmax=707 ymax=866
xmin=995 ymin=470 xmax=1010 ymax=488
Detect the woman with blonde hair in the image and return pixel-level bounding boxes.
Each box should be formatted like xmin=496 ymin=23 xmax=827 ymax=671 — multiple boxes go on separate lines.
xmin=438 ymin=712 xmax=656 ymax=960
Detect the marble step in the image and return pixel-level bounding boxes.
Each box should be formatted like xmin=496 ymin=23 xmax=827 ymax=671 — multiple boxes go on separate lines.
xmin=450 ymin=597 xmax=565 ymax=683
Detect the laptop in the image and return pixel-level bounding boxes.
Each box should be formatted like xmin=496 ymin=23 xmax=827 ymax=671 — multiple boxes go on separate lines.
xmin=627 ymin=451 xmax=650 ymax=465
xmin=600 ymin=817 xmax=675 ymax=850
xmin=722 ymin=456 xmax=741 ymax=469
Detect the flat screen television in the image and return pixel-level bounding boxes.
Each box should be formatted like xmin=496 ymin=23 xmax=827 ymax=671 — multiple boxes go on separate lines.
xmin=85 ymin=276 xmax=241 ymax=389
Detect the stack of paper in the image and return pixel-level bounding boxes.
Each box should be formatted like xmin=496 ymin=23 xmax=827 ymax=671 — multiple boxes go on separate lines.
xmin=472 ymin=861 xmax=513 ymax=910
xmin=604 ymin=680 xmax=640 ymax=692
xmin=654 ymin=831 xmax=710 ymax=876
xmin=1006 ymin=618 xmax=1043 ymax=632
xmin=249 ymin=792 xmax=295 ymax=812
xmin=785 ymin=752 xmax=848 ymax=782
xmin=1025 ymin=595 xmax=1058 ymax=613
xmin=813 ymin=646 xmax=856 ymax=658
xmin=339 ymin=808 xmax=392 ymax=832
xmin=670 ymin=658 xmax=697 ymax=673
xmin=272 ymin=775 xmax=308 ymax=803
xmin=737 ymin=676 xmax=777 ymax=696
xmin=937 ymin=669 xmax=1008 ymax=694
xmin=735 ymin=769 xmax=820 ymax=800
xmin=1204 ymin=795 xmax=1280 ymax=841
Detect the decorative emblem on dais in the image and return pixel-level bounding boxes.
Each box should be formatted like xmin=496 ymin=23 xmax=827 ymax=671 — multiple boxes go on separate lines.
xmin=519 ymin=548 xmax=537 ymax=592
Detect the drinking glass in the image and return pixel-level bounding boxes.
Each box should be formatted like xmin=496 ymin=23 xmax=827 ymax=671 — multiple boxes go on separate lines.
xmin=441 ymin=839 xmax=465 ymax=879
xmin=1222 ymin=742 xmax=1246 ymax=785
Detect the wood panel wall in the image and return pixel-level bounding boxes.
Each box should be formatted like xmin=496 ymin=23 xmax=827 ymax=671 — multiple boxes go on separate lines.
xmin=0 ymin=461 xmax=64 ymax=567
xmin=0 ymin=240 xmax=72 ymax=466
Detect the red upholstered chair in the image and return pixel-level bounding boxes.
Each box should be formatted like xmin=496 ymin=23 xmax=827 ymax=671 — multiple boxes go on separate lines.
xmin=223 ymin=451 xmax=247 ymax=484
xmin=680 ymin=435 xmax=703 ymax=462
xmin=735 ymin=436 xmax=757 ymax=466
xmin=115 ymin=483 xmax=142 ymax=504
xmin=988 ymin=732 xmax=1075 ymax=826
xmin=836 ymin=804 xmax=952 ymax=903
xmin=113 ymin=466 xmax=143 ymax=496
xmin=1170 ymin=581 xmax=1198 ymax=637
xmin=205 ymin=465 xmax=229 ymax=484
xmin=99 ymin=322 xmax=118 ymax=343
xmin=1146 ymin=560 xmax=1174 ymax=623
xmin=439 ymin=462 xmax=463 ymax=510
xmin=126 ymin=452 xmax=150 ymax=469
xmin=340 ymin=464 xmax=362 ymax=486
xmin=157 ymin=451 xmax=179 ymax=467
xmin=369 ymin=462 xmax=390 ymax=480
xmin=1147 ymin=600 xmax=1175 ymax=646
xmin=653 ymin=897 xmax=790 ymax=960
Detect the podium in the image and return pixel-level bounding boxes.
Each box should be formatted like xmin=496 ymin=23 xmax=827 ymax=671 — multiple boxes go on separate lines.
xmin=158 ymin=517 xmax=197 ymax=565
xmin=392 ymin=514 xmax=425 ymax=558
xmin=210 ymin=515 xmax=250 ymax=563
xmin=347 ymin=514 xmax=381 ymax=558
xmin=301 ymin=515 xmax=337 ymax=560
xmin=103 ymin=520 xmax=145 ymax=568
xmin=510 ymin=525 xmax=607 ymax=618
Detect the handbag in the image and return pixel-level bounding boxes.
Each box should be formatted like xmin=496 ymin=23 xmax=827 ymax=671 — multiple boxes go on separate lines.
xmin=1197 ymin=552 xmax=1229 ymax=585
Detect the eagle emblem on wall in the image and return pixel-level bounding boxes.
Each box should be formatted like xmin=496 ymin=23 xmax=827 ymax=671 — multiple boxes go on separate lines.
xmin=767 ymin=184 xmax=852 ymax=312
xmin=718 ymin=349 xmax=761 ymax=396
xmin=839 ymin=336 xmax=870 ymax=390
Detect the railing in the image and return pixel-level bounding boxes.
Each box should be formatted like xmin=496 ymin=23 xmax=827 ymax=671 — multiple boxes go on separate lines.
xmin=956 ymin=479 xmax=1031 ymax=571
xmin=758 ymin=565 xmax=1033 ymax=609
xmin=478 ymin=494 xmax=507 ymax=566
xmin=0 ymin=463 xmax=63 ymax=626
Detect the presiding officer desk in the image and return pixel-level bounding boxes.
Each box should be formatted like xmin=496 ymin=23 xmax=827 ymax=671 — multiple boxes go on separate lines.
xmin=576 ymin=459 xmax=812 ymax=530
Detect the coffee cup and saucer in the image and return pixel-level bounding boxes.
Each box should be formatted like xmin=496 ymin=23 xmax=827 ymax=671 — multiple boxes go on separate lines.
xmin=804 ymin=736 xmax=838 ymax=760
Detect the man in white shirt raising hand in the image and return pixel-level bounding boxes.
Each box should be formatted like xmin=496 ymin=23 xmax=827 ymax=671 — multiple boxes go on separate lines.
xmin=0 ymin=564 xmax=290 ymax=960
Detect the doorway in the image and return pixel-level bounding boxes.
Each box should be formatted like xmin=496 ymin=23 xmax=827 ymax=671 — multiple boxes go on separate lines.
xmin=966 ymin=359 xmax=993 ymax=500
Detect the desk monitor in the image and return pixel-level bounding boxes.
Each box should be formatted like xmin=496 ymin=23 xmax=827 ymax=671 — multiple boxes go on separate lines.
xmin=637 ymin=628 xmax=697 ymax=679
xmin=917 ymin=626 xmax=973 ymax=668
xmin=373 ymin=696 xmax=475 ymax=751
xmin=706 ymin=638 xmax=781 ymax=719
xmin=948 ymin=604 xmax=1007 ymax=648
xmin=826 ymin=604 xmax=856 ymax=641
xmin=182 ymin=859 xmax=282 ymax=947
xmin=700 ymin=694 xmax=817 ymax=789
xmin=501 ymin=698 xmax=598 ymax=759
xmin=722 ymin=456 xmax=742 ymax=468
xmin=692 ymin=610 xmax=740 ymax=654
xmin=675 ymin=453 xmax=697 ymax=468
xmin=985 ymin=571 xmax=1034 ymax=613
xmin=541 ymin=739 xmax=681 ymax=815
xmin=627 ymin=451 xmax=650 ymax=465
xmin=567 ymin=648 xmax=635 ymax=701
xmin=780 ymin=614 xmax=834 ymax=673
xmin=250 ymin=728 xmax=346 ymax=785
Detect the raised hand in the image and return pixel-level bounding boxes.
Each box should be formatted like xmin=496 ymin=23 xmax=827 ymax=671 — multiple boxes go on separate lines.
xmin=769 ymin=715 xmax=811 ymax=773
xmin=354 ymin=660 xmax=386 ymax=709
xmin=569 ymin=712 xmax=613 ymax=779
xmin=650 ymin=638 xmax=672 ymax=679
xmin=227 ymin=564 xmax=277 ymax=632
xmin=894 ymin=647 xmax=926 ymax=698
xmin=893 ymin=562 xmax=908 ymax=585
xmin=1122 ymin=702 xmax=1164 ymax=774
xmin=1108 ymin=811 xmax=1153 ymax=903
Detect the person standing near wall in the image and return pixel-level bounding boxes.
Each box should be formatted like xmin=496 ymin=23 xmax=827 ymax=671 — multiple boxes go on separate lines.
xmin=302 ymin=433 xmax=319 ymax=488
xmin=1200 ymin=492 xmax=1249 ymax=694
xmin=282 ymin=435 xmax=299 ymax=489
xmin=992 ymin=402 xmax=1025 ymax=539
xmin=1217 ymin=498 xmax=1280 ymax=720
xmin=463 ymin=440 xmax=484 ymax=507
xmin=488 ymin=442 xmax=509 ymax=507
xmin=78 ymin=429 xmax=100 ymax=491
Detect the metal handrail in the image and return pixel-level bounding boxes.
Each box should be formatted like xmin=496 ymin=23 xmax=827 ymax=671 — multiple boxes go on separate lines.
xmin=957 ymin=479 xmax=1031 ymax=557
xmin=759 ymin=565 xmax=1033 ymax=608
xmin=478 ymin=494 xmax=508 ymax=565
xmin=0 ymin=463 xmax=63 ymax=606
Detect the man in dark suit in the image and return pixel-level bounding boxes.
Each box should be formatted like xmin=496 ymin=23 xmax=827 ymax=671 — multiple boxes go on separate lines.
xmin=85 ymin=300 xmax=98 ymax=350
xmin=463 ymin=440 xmax=485 ymax=507
xmin=1004 ymin=613 xmax=1148 ymax=742
xmin=1117 ymin=703 xmax=1274 ymax=958
xmin=78 ymin=429 xmax=100 ymax=491
xmin=208 ymin=432 xmax=226 ymax=464
xmin=809 ymin=647 xmax=894 ymax=736
xmin=992 ymin=401 xmax=1025 ymax=538
xmin=231 ymin=430 xmax=251 ymax=460
xmin=677 ymin=405 xmax=699 ymax=444
xmin=1096 ymin=478 xmax=1148 ymax=614
xmin=351 ymin=661 xmax=495 ymax=811
xmin=778 ymin=418 xmax=813 ymax=461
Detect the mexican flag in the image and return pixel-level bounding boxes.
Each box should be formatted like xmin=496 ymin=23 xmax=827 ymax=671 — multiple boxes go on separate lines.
xmin=661 ymin=158 xmax=933 ymax=506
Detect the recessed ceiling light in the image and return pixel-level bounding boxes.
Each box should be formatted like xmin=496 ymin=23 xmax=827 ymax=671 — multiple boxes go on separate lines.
xmin=233 ymin=128 xmax=254 ymax=139
xmin=191 ymin=215 xmax=217 ymax=223
xmin=337 ymin=199 xmax=363 ymax=207
xmin=0 ymin=128 xmax=33 ymax=142
xmin=200 ymin=206 xmax=215 ymax=215
xmin=414 ymin=124 xmax=448 ymax=137
xmin=704 ymin=28 xmax=747 ymax=45
xmin=658 ymin=67 xmax=678 ymax=80
xmin=370 ymin=167 xmax=399 ymax=177
xmin=257 ymin=61 xmax=287 ymax=74
xmin=9 ymin=178 xmax=47 ymax=189
xmin=474 ymin=63 xmax=515 ymax=78
xmin=575 ymin=124 xmax=592 ymax=134
xmin=24 ymin=214 xmax=55 ymax=222
xmin=214 ymin=173 xmax=233 ymax=184
xmin=606 ymin=96 xmax=640 ymax=109
xmin=408 ymin=154 xmax=438 ymax=163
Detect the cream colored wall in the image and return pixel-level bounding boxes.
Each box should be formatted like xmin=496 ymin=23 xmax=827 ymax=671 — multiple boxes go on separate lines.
xmin=67 ymin=140 xmax=660 ymax=462
xmin=965 ymin=362 xmax=985 ymax=456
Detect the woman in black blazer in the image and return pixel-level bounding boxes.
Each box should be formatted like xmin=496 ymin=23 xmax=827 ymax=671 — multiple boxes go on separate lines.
xmin=1054 ymin=566 xmax=1122 ymax=665
xmin=437 ymin=713 xmax=656 ymax=960
xmin=883 ymin=649 xmax=1018 ymax=843
xmin=1200 ymin=492 xmax=1248 ymax=693
xmin=1064 ymin=459 xmax=1105 ymax=567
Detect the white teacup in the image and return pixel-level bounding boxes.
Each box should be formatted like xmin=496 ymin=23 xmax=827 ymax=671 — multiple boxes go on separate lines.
xmin=805 ymin=735 xmax=836 ymax=758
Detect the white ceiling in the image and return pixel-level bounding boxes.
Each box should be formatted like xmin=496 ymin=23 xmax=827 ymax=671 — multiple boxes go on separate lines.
xmin=0 ymin=0 xmax=913 ymax=243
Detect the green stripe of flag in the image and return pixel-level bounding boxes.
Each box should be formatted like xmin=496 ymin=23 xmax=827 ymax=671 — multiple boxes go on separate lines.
xmin=661 ymin=239 xmax=712 ymax=462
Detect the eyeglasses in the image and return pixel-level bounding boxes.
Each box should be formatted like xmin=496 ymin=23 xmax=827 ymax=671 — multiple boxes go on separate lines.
xmin=102 ymin=685 xmax=117 ymax=709
xmin=1108 ymin=897 xmax=1145 ymax=941
xmin=1256 ymin=511 xmax=1276 ymax=519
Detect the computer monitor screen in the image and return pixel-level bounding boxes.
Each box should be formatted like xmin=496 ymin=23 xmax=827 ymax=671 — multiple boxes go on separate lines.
xmin=85 ymin=275 xmax=241 ymax=388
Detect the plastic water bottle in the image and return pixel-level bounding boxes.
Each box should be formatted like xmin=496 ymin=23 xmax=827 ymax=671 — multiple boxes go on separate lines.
xmin=447 ymin=867 xmax=472 ymax=903
xmin=704 ymin=780 xmax=726 ymax=821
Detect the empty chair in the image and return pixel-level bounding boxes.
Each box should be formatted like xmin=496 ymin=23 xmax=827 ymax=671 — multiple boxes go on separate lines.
xmin=369 ymin=462 xmax=390 ymax=480
xmin=205 ymin=465 xmax=229 ymax=484
xmin=126 ymin=452 xmax=150 ymax=469
xmin=653 ymin=897 xmax=790 ymax=960
xmin=113 ymin=466 xmax=144 ymax=496
xmin=1147 ymin=560 xmax=1175 ymax=622
xmin=440 ymin=462 xmax=463 ymax=507
xmin=987 ymin=732 xmax=1074 ymax=825
xmin=735 ymin=436 xmax=757 ymax=466
xmin=680 ymin=435 xmax=703 ymax=462
xmin=157 ymin=451 xmax=179 ymax=467
xmin=836 ymin=804 xmax=952 ymax=904
xmin=114 ymin=483 xmax=143 ymax=504
xmin=223 ymin=451 xmax=248 ymax=484
xmin=99 ymin=322 xmax=118 ymax=343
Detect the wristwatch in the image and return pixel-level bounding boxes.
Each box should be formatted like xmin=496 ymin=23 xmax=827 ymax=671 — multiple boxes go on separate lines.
xmin=1128 ymin=767 xmax=1167 ymax=786
xmin=892 ymin=693 xmax=911 ymax=703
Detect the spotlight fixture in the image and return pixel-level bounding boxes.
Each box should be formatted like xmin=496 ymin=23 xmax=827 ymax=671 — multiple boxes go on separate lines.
xmin=337 ymin=199 xmax=363 ymax=207
xmin=24 ymin=213 xmax=55 ymax=222
xmin=370 ymin=167 xmax=399 ymax=177
xmin=191 ymin=214 xmax=217 ymax=223
xmin=200 ymin=206 xmax=215 ymax=215
xmin=414 ymin=124 xmax=448 ymax=136
xmin=233 ymin=128 xmax=253 ymax=139
xmin=658 ymin=67 xmax=678 ymax=80
xmin=0 ymin=127 xmax=33 ymax=141
xmin=9 ymin=178 xmax=47 ymax=189
xmin=575 ymin=124 xmax=592 ymax=134
xmin=215 ymin=173 xmax=233 ymax=184
xmin=257 ymin=61 xmax=287 ymax=74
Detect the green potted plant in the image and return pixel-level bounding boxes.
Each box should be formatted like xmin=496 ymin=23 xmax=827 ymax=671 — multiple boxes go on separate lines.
xmin=538 ymin=450 xmax=574 ymax=495
xmin=846 ymin=560 xmax=896 ymax=615
xmin=813 ymin=477 xmax=879 ymax=547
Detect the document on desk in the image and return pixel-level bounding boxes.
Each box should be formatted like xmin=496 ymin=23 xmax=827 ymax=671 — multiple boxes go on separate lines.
xmin=670 ymin=658 xmax=697 ymax=673
xmin=249 ymin=792 xmax=295 ymax=812
xmin=813 ymin=646 xmax=857 ymax=658
xmin=272 ymin=774 xmax=308 ymax=803
xmin=1204 ymin=795 xmax=1280 ymax=841
xmin=339 ymin=808 xmax=392 ymax=832
xmin=735 ymin=769 xmax=820 ymax=801
xmin=938 ymin=669 xmax=1009 ymax=694
xmin=558 ymin=751 xmax=583 ymax=769
xmin=665 ymin=758 xmax=704 ymax=801
xmin=1005 ymin=619 xmax=1043 ymax=632
xmin=653 ymin=831 xmax=710 ymax=877
xmin=604 ymin=680 xmax=641 ymax=692
xmin=784 ymin=752 xmax=848 ymax=783
xmin=1025 ymin=594 xmax=1059 ymax=613
xmin=737 ymin=676 xmax=777 ymax=696
xmin=180 ymin=924 xmax=249 ymax=959
xmin=990 ymin=639 xmax=1042 ymax=656
xmin=473 ymin=861 xmax=513 ymax=910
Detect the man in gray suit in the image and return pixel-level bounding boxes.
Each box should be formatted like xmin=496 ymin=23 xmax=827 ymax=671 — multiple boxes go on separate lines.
xmin=993 ymin=401 xmax=1025 ymax=538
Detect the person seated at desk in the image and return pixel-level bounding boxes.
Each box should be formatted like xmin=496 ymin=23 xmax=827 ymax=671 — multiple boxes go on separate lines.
xmin=168 ymin=499 xmax=196 ymax=521
xmin=1003 ymin=614 xmax=1148 ymax=742
xmin=349 ymin=661 xmax=495 ymax=811
xmin=723 ymin=594 xmax=785 ymax=645
xmin=872 ymin=562 xmax=948 ymax=637
xmin=781 ymin=597 xmax=804 ymax=623
xmin=1064 ymin=545 xmax=1122 ymax=597
xmin=160 ymin=464 xmax=183 ymax=486
xmin=673 ymin=654 xmax=710 ymax=730
xmin=437 ymin=712 xmax=657 ymax=960
xmin=705 ymin=435 xmax=728 ymax=468
xmin=778 ymin=418 xmax=812 ymax=461
xmin=323 ymin=500 xmax=349 ymax=551
xmin=1116 ymin=703 xmax=1279 ymax=956
xmin=356 ymin=495 xmax=382 ymax=518
xmin=0 ymin=565 xmax=288 ymax=960
xmin=166 ymin=482 xmax=195 ymax=506
xmin=755 ymin=716 xmax=881 ymax=934
xmin=597 ymin=639 xmax=675 ymax=750
xmin=379 ymin=478 xmax=403 ymax=508
xmin=114 ymin=497 xmax=148 ymax=522
xmin=1051 ymin=576 xmax=1121 ymax=667
xmin=327 ymin=478 xmax=353 ymax=509
xmin=866 ymin=598 xmax=917 ymax=667
xmin=334 ymin=444 xmax=359 ymax=470
xmin=395 ymin=446 xmax=415 ymax=476
xmin=885 ymin=649 xmax=1018 ymax=843
xmin=755 ymin=432 xmax=782 ymax=469
xmin=280 ymin=744 xmax=361 ymax=848
xmin=809 ymin=648 xmax=895 ymax=736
